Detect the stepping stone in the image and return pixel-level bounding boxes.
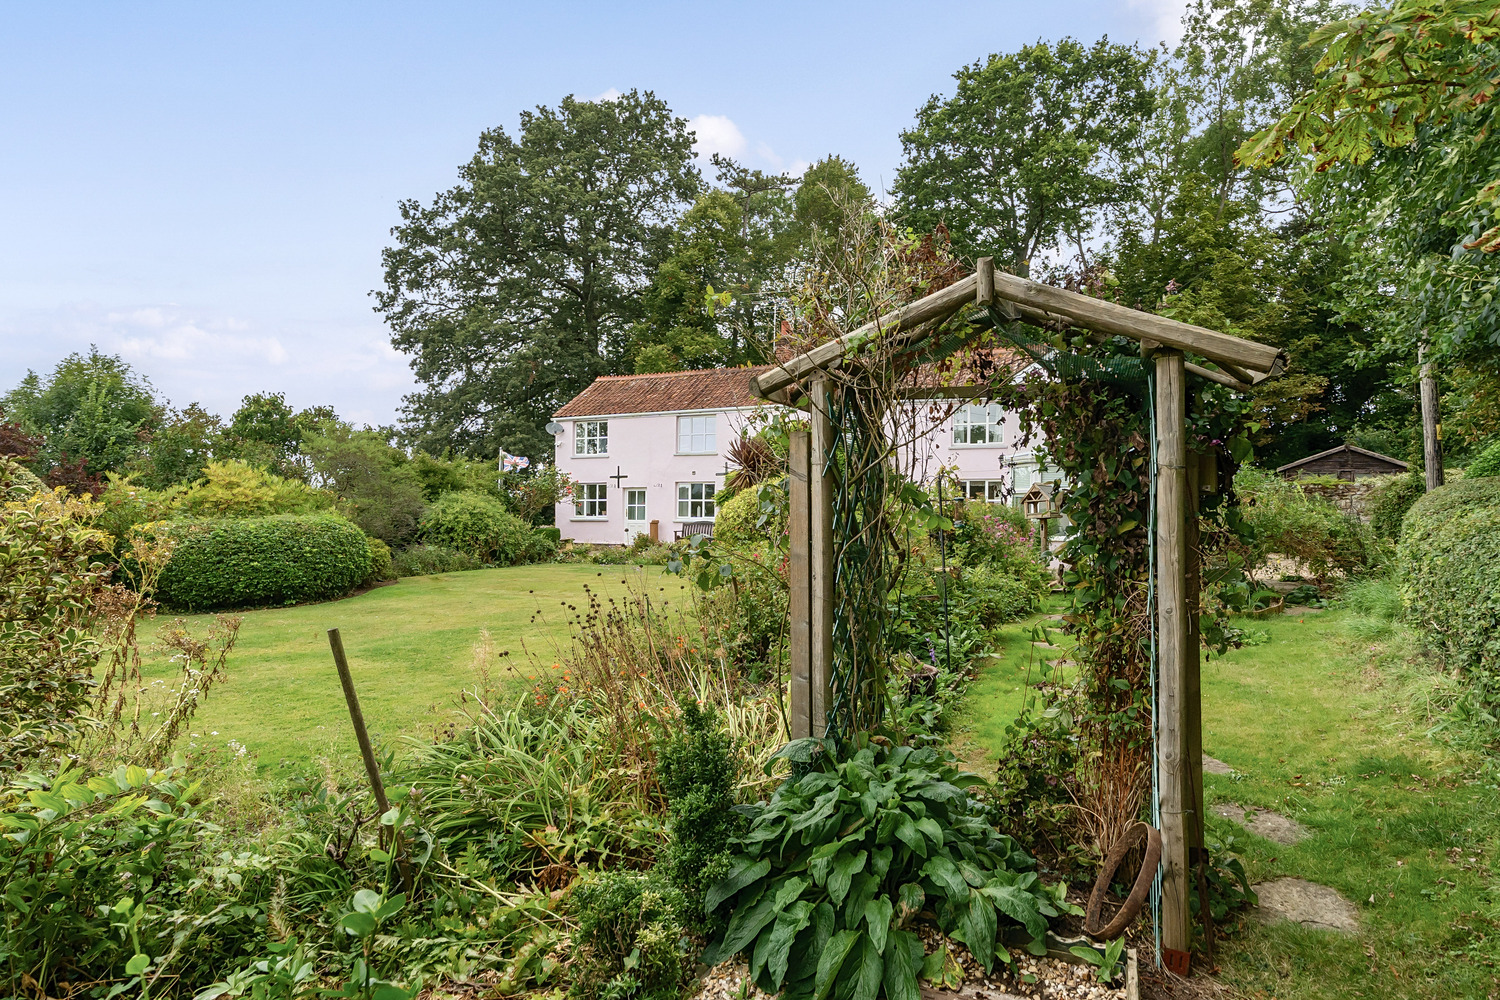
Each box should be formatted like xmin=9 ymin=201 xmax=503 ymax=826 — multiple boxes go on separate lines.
xmin=1212 ymin=802 xmax=1310 ymax=845
xmin=1283 ymin=605 xmax=1324 ymax=615
xmin=1251 ymin=877 xmax=1359 ymax=934
xmin=1203 ymin=755 xmax=1234 ymax=775
xmin=1031 ymin=641 xmax=1061 ymax=650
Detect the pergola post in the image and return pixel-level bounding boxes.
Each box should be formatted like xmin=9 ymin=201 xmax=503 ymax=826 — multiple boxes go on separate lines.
xmin=788 ymin=429 xmax=814 ymax=739
xmin=1153 ymin=347 xmax=1193 ymax=967
xmin=808 ymin=379 xmax=835 ymax=736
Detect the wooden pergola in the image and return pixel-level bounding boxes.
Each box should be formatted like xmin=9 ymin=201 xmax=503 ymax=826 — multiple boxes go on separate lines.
xmin=750 ymin=257 xmax=1285 ymax=968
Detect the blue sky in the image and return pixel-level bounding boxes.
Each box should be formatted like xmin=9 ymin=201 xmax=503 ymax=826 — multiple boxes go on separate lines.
xmin=0 ymin=1 xmax=1186 ymax=427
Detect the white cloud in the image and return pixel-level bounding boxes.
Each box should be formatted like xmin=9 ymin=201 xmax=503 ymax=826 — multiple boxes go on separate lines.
xmin=108 ymin=307 xmax=289 ymax=366
xmin=1128 ymin=0 xmax=1190 ymax=45
xmin=689 ymin=114 xmax=748 ymax=161
xmin=590 ymin=87 xmax=623 ymax=102
xmin=0 ymin=301 xmax=414 ymax=425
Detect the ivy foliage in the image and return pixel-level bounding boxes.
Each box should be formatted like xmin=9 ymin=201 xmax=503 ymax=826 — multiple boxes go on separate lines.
xmin=701 ymin=740 xmax=1074 ymax=1000
xmin=155 ymin=514 xmax=371 ymax=611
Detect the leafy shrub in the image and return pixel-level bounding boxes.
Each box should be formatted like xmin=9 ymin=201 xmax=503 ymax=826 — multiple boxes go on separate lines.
xmin=302 ymin=430 xmax=427 ymax=546
xmin=568 ymin=869 xmax=690 ymax=1000
xmin=960 ymin=564 xmax=1044 ymax=626
xmin=702 ymin=740 xmax=1075 ymax=998
xmin=0 ymin=764 xmax=265 ymax=998
xmin=713 ymin=477 xmax=787 ymax=547
xmin=990 ymin=705 xmax=1078 ymax=856
xmin=656 ymin=703 xmax=742 ymax=928
xmin=389 ymin=544 xmax=483 ymax=577
xmin=1398 ymin=477 xmax=1500 ymax=704
xmin=364 ymin=536 xmax=393 ymax=585
xmin=156 ymin=514 xmax=370 ymax=610
xmin=0 ymin=467 xmax=113 ymax=765
xmin=174 ymin=459 xmax=335 ymax=518
xmin=421 ymin=490 xmax=536 ymax=564
xmin=1466 ymin=438 xmax=1500 ymax=479
xmin=1366 ymin=471 xmax=1426 ymax=541
xmin=1233 ymin=466 xmax=1381 ymax=576
xmin=538 ymin=526 xmax=562 ymax=548
xmin=696 ymin=550 xmax=789 ymax=677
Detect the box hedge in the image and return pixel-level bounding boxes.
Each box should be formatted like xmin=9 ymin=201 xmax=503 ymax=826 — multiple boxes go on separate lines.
xmin=1397 ymin=476 xmax=1500 ymax=702
xmin=156 ymin=513 xmax=371 ymax=610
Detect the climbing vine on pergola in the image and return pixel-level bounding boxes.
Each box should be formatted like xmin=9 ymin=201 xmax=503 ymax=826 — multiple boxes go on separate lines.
xmin=751 ymin=254 xmax=1284 ymax=972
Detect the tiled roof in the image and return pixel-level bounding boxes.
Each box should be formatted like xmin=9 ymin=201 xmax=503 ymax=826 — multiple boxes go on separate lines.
xmin=554 ymin=366 xmax=775 ymax=418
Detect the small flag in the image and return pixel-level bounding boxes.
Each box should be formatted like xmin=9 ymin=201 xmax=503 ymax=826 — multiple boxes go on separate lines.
xmin=499 ymin=450 xmax=531 ymax=472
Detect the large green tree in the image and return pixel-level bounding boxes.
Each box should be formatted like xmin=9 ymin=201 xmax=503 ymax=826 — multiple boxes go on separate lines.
xmin=377 ymin=91 xmax=700 ymax=460
xmin=893 ymin=38 xmax=1156 ymax=273
xmin=0 ymin=347 xmax=160 ymax=477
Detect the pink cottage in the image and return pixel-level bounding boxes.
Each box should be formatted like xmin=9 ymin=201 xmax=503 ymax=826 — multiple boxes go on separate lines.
xmin=550 ymin=366 xmax=1050 ymax=545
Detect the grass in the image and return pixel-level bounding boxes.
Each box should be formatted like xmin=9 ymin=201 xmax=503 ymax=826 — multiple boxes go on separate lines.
xmin=141 ymin=563 xmax=687 ymax=767
xmin=960 ymin=605 xmax=1500 ymax=998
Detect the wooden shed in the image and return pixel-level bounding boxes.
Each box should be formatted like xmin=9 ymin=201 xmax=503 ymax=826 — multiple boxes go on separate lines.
xmin=1276 ymin=443 xmax=1408 ymax=481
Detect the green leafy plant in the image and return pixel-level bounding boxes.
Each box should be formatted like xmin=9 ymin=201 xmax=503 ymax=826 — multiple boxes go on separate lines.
xmin=656 ymin=703 xmax=743 ymax=928
xmin=388 ymin=544 xmax=482 ymax=577
xmin=702 ymin=740 xmax=1076 ymax=1000
xmin=155 ymin=513 xmax=371 ymax=610
xmin=1068 ymin=937 xmax=1125 ymax=983
xmin=420 ymin=491 xmax=539 ymax=565
xmin=568 ymin=869 xmax=691 ymax=1000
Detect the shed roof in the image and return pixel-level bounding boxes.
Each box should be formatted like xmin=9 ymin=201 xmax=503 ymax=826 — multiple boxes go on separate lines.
xmin=554 ymin=366 xmax=774 ymax=418
xmin=1275 ymin=443 xmax=1409 ymax=473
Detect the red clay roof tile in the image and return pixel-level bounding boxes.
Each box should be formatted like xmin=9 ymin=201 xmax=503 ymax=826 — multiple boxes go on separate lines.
xmin=554 ymin=366 xmax=775 ymax=418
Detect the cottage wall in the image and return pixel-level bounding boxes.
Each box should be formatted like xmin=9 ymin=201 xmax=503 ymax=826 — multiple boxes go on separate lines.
xmin=552 ymin=401 xmax=1042 ymax=545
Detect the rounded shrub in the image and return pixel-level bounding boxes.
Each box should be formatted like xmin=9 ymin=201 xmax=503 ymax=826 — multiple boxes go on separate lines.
xmin=1397 ymin=477 xmax=1500 ymax=700
xmin=156 ymin=513 xmax=371 ymax=611
xmin=713 ymin=476 xmax=787 ymax=547
xmin=364 ymin=535 xmax=393 ymax=585
xmin=421 ymin=490 xmax=535 ymax=564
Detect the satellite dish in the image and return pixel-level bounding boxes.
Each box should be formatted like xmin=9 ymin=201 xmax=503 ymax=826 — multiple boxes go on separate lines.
xmin=545 ymin=421 xmax=564 ymax=435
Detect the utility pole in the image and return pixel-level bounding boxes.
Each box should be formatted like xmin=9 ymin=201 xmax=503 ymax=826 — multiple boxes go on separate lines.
xmin=1420 ymin=343 xmax=1444 ymax=491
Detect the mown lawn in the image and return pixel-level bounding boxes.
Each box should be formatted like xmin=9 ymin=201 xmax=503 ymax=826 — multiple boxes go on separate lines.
xmin=142 ymin=563 xmax=682 ymax=767
xmin=960 ymin=609 xmax=1500 ymax=998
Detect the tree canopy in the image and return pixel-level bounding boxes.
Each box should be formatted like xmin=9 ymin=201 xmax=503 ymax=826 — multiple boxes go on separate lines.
xmin=377 ymin=90 xmax=701 ymax=460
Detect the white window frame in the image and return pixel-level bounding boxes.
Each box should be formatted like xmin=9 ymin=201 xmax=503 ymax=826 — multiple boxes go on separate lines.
xmin=676 ymin=414 xmax=716 ymax=454
xmin=574 ymin=483 xmax=608 ymax=519
xmin=574 ymin=420 xmax=608 ymax=456
xmin=625 ymin=489 xmax=647 ymax=522
xmin=677 ymin=482 xmax=716 ymax=520
xmin=952 ymin=402 xmax=1005 ymax=447
xmin=962 ymin=480 xmax=1008 ymax=503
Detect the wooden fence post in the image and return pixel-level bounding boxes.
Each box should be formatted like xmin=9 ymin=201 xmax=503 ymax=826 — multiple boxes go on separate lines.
xmin=1420 ymin=343 xmax=1444 ymax=491
xmin=1153 ymin=348 xmax=1192 ymax=967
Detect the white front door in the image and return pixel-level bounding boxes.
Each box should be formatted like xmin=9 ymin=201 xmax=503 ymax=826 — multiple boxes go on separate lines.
xmin=624 ymin=489 xmax=647 ymax=542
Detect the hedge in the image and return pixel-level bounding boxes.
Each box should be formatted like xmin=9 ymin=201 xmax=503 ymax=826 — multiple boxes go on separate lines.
xmin=1397 ymin=476 xmax=1500 ymax=703
xmin=364 ymin=536 xmax=393 ymax=586
xmin=1365 ymin=471 xmax=1425 ymax=541
xmin=156 ymin=514 xmax=371 ymax=611
xmin=1467 ymin=438 xmax=1500 ymax=479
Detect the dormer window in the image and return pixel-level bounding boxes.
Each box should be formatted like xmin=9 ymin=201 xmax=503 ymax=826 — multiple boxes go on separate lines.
xmin=575 ymin=420 xmax=608 ymax=455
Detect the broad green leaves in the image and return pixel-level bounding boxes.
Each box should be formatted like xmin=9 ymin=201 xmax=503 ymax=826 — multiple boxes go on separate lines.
xmin=703 ymin=742 xmax=1076 ymax=999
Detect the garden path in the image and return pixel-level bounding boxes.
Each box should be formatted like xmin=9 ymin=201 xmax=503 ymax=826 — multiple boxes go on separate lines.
xmin=958 ymin=608 xmax=1500 ymax=998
